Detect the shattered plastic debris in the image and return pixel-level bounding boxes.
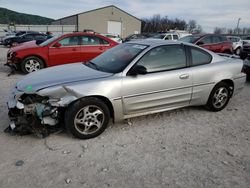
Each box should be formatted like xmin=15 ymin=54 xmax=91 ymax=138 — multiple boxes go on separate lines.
xmin=15 ymin=160 xmax=24 ymax=166
xmin=65 ymin=178 xmax=71 ymax=184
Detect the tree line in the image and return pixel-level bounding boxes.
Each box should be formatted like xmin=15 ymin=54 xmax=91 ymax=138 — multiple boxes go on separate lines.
xmin=141 ymin=14 xmax=202 ymax=33
xmin=214 ymin=27 xmax=250 ymax=35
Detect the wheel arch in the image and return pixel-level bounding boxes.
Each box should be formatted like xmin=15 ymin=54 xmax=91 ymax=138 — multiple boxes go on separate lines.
xmin=68 ymin=95 xmax=115 ymax=121
xmin=220 ymin=79 xmax=234 ymax=97
xmin=23 ymin=55 xmax=47 ymax=67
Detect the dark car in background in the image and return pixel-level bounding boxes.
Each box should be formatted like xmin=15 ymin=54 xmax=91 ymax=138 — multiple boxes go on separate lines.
xmin=242 ymin=43 xmax=250 ymax=56
xmin=179 ymin=34 xmax=233 ymax=54
xmin=2 ymin=32 xmax=50 ymax=47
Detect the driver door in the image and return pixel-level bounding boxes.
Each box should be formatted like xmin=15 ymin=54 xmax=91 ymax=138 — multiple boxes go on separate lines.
xmin=49 ymin=36 xmax=82 ymax=66
xmin=122 ymin=44 xmax=192 ymax=115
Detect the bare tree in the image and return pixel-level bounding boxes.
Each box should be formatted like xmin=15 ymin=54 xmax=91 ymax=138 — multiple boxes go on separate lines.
xmin=187 ymin=20 xmax=197 ymax=33
xmin=141 ymin=15 xmax=188 ymax=33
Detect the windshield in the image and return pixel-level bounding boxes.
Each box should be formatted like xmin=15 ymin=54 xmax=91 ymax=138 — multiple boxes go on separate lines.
xmin=178 ymin=35 xmax=200 ymax=43
xmin=39 ymin=35 xmax=61 ymax=46
xmin=88 ymin=43 xmax=148 ymax=73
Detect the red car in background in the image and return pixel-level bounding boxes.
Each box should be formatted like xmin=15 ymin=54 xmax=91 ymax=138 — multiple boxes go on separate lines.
xmin=179 ymin=34 xmax=233 ymax=54
xmin=6 ymin=32 xmax=118 ymax=73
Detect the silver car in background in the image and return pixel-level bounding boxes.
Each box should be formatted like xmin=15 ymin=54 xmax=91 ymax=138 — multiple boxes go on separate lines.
xmin=6 ymin=40 xmax=246 ymax=139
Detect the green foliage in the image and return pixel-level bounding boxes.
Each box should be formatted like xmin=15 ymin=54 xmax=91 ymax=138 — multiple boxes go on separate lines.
xmin=0 ymin=7 xmax=54 ymax=25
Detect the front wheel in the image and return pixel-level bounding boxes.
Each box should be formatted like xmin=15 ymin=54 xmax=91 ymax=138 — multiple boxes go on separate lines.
xmin=21 ymin=56 xmax=44 ymax=74
xmin=65 ymin=97 xmax=110 ymax=139
xmin=206 ymin=82 xmax=231 ymax=111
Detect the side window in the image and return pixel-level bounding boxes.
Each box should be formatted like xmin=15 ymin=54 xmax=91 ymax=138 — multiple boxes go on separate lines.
xmin=212 ymin=36 xmax=221 ymax=43
xmin=165 ymin=35 xmax=172 ymax=40
xmin=137 ymin=45 xmax=186 ymax=73
xmin=23 ymin=34 xmax=34 ymax=40
xmin=220 ymin=36 xmax=228 ymax=42
xmin=34 ymin=35 xmax=46 ymax=40
xmin=99 ymin=38 xmax=109 ymax=45
xmin=199 ymin=36 xmax=212 ymax=44
xmin=190 ymin=47 xmax=212 ymax=66
xmin=81 ymin=36 xmax=102 ymax=45
xmin=58 ymin=36 xmax=80 ymax=46
xmin=173 ymin=35 xmax=179 ymax=40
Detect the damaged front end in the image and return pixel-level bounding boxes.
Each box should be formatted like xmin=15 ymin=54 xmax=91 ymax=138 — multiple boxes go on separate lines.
xmin=6 ymin=86 xmax=77 ymax=138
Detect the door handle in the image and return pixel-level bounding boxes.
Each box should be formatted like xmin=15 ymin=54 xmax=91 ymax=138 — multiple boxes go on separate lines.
xmin=72 ymin=48 xmax=77 ymax=51
xmin=99 ymin=47 xmax=103 ymax=50
xmin=179 ymin=74 xmax=189 ymax=79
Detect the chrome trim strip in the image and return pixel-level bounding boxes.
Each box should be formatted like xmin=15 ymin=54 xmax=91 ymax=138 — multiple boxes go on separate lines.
xmin=193 ymin=82 xmax=215 ymax=87
xmin=49 ymin=44 xmax=110 ymax=48
xmin=123 ymin=85 xmax=193 ymax=99
xmin=112 ymin=97 xmax=122 ymax=101
xmin=123 ymin=82 xmax=215 ymax=99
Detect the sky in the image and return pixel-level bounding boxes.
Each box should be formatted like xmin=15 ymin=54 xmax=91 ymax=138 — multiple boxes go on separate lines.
xmin=0 ymin=0 xmax=249 ymax=32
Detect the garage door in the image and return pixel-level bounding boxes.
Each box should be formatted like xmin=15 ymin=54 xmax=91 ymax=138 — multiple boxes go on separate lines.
xmin=107 ymin=21 xmax=121 ymax=36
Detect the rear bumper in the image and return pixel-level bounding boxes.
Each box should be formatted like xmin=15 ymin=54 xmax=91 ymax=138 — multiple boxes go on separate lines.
xmin=233 ymin=74 xmax=246 ymax=95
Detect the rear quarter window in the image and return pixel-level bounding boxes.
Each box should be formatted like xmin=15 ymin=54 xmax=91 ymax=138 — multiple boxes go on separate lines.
xmin=190 ymin=46 xmax=212 ymax=66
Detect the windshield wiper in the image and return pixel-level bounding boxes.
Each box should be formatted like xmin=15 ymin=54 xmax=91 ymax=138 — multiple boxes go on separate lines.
xmin=85 ymin=61 xmax=100 ymax=70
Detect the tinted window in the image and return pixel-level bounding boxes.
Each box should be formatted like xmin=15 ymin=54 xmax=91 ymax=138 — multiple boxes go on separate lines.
xmin=199 ymin=36 xmax=212 ymax=44
xmin=219 ymin=36 xmax=228 ymax=42
xmin=58 ymin=36 xmax=80 ymax=46
xmin=99 ymin=38 xmax=109 ymax=45
xmin=173 ymin=35 xmax=179 ymax=40
xmin=81 ymin=36 xmax=102 ymax=45
xmin=23 ymin=34 xmax=34 ymax=40
xmin=34 ymin=35 xmax=46 ymax=40
xmin=212 ymin=36 xmax=221 ymax=43
xmin=178 ymin=35 xmax=200 ymax=43
xmin=191 ymin=47 xmax=212 ymax=66
xmin=137 ymin=45 xmax=186 ymax=73
xmin=165 ymin=35 xmax=172 ymax=40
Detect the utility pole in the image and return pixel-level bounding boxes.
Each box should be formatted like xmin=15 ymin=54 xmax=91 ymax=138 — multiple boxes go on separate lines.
xmin=236 ymin=18 xmax=241 ymax=35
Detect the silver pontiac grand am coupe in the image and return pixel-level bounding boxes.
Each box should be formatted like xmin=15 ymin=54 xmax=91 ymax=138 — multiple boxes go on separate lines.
xmin=6 ymin=40 xmax=246 ymax=139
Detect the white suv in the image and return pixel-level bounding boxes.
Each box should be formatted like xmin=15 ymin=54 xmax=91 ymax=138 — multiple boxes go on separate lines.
xmin=226 ymin=36 xmax=243 ymax=55
xmin=150 ymin=33 xmax=180 ymax=41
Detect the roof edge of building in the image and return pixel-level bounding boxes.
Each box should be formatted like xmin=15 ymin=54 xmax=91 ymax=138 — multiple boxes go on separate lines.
xmin=52 ymin=5 xmax=141 ymax=23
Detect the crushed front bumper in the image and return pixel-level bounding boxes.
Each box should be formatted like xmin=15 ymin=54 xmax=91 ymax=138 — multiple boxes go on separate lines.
xmin=5 ymin=87 xmax=62 ymax=138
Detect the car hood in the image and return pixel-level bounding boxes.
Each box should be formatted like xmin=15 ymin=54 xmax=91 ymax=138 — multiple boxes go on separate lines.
xmin=11 ymin=40 xmax=38 ymax=51
xmin=16 ymin=63 xmax=113 ymax=92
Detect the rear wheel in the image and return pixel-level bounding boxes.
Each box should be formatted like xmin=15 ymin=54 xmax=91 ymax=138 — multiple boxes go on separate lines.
xmin=206 ymin=82 xmax=231 ymax=111
xmin=65 ymin=97 xmax=110 ymax=139
xmin=21 ymin=56 xmax=44 ymax=74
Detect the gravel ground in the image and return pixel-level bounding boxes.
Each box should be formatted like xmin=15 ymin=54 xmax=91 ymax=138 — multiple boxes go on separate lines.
xmin=0 ymin=46 xmax=249 ymax=188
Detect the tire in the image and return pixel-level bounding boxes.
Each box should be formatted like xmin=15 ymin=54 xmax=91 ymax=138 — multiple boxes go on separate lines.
xmin=235 ymin=47 xmax=241 ymax=55
xmin=65 ymin=97 xmax=110 ymax=139
xmin=206 ymin=82 xmax=231 ymax=111
xmin=247 ymin=74 xmax=250 ymax=81
xmin=21 ymin=56 xmax=44 ymax=74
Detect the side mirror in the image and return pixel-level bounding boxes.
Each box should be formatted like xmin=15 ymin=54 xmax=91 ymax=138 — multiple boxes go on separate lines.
xmin=196 ymin=41 xmax=204 ymax=46
xmin=129 ymin=65 xmax=147 ymax=76
xmin=53 ymin=42 xmax=61 ymax=48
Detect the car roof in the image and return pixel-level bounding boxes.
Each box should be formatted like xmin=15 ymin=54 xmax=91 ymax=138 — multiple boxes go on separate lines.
xmin=61 ymin=32 xmax=104 ymax=37
xmin=126 ymin=39 xmax=191 ymax=47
